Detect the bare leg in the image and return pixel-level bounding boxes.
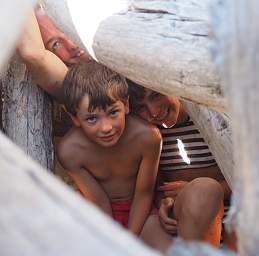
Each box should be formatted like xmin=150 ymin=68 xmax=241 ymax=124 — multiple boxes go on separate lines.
xmin=173 ymin=177 xmax=224 ymax=246
xmin=140 ymin=215 xmax=173 ymax=253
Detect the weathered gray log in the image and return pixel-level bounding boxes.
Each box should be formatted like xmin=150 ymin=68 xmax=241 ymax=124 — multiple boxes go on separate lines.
xmin=0 ymin=0 xmax=54 ymax=171
xmin=169 ymin=239 xmax=236 ymax=256
xmin=1 ymin=56 xmax=54 ymax=171
xmin=182 ymin=100 xmax=234 ymax=188
xmin=43 ymin=0 xmax=226 ymax=113
xmin=212 ymin=0 xmax=259 ymax=255
xmin=72 ymin=0 xmax=226 ymax=113
xmin=0 ymin=130 xmax=161 ymax=256
xmin=0 ymin=0 xmax=36 ymax=71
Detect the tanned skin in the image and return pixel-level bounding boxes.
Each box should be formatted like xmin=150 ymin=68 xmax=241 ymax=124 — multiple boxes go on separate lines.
xmin=130 ymin=87 xmax=231 ymax=252
xmin=58 ymin=96 xmax=162 ymax=235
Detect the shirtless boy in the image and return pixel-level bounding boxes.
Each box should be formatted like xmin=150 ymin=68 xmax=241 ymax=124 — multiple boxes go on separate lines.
xmin=128 ymin=80 xmax=231 ymax=250
xmin=57 ymin=60 xmax=162 ymax=236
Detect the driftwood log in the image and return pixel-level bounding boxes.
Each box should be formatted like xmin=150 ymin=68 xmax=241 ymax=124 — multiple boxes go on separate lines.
xmin=83 ymin=0 xmax=226 ymax=113
xmin=212 ymin=0 xmax=259 ymax=255
xmin=0 ymin=0 xmax=55 ymax=171
xmin=1 ymin=57 xmax=54 ymax=171
xmin=5 ymin=0 xmax=259 ymax=255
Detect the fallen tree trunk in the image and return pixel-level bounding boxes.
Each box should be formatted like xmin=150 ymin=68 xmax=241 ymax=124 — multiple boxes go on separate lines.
xmin=0 ymin=0 xmax=36 ymax=71
xmin=45 ymin=0 xmax=226 ymax=113
xmin=182 ymin=101 xmax=234 ymax=187
xmin=212 ymin=0 xmax=259 ymax=254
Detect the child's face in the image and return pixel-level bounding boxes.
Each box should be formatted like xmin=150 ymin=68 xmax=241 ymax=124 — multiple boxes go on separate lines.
xmin=73 ymin=95 xmax=129 ymax=147
xmin=133 ymin=88 xmax=181 ymax=128
xmin=37 ymin=15 xmax=90 ymax=66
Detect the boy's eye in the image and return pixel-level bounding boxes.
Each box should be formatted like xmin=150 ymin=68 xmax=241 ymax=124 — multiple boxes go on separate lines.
xmin=86 ymin=116 xmax=97 ymax=124
xmin=109 ymin=110 xmax=119 ymax=117
xmin=151 ymin=92 xmax=161 ymax=100
xmin=52 ymin=40 xmax=61 ymax=50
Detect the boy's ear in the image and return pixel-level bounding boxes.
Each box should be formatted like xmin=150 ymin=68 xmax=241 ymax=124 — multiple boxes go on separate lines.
xmin=125 ymin=98 xmax=130 ymax=114
xmin=68 ymin=113 xmax=81 ymax=127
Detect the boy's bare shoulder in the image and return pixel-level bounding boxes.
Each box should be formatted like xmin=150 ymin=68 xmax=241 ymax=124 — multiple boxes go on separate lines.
xmin=57 ymin=127 xmax=88 ymax=170
xmin=126 ymin=115 xmax=162 ymax=145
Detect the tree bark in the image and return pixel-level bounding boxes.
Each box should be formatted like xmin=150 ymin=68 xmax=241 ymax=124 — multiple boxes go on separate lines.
xmin=1 ymin=56 xmax=54 ymax=171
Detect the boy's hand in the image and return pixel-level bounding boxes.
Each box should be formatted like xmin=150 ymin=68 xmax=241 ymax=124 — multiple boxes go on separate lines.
xmin=158 ymin=181 xmax=188 ymax=198
xmin=158 ymin=197 xmax=178 ymax=235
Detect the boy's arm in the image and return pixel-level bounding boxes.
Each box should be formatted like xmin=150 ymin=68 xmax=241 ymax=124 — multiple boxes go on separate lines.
xmin=57 ymin=141 xmax=112 ymax=216
xmin=159 ymin=165 xmax=231 ymax=200
xmin=128 ymin=128 xmax=162 ymax=235
xmin=68 ymin=168 xmax=112 ymax=216
xmin=17 ymin=11 xmax=68 ymax=103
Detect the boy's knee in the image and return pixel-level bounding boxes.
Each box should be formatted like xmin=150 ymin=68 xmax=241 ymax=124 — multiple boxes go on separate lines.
xmin=141 ymin=215 xmax=159 ymax=238
xmin=191 ymin=177 xmax=223 ymax=203
xmin=178 ymin=178 xmax=224 ymax=220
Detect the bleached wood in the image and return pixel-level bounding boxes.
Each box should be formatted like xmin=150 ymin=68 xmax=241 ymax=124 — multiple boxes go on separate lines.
xmin=182 ymin=100 xmax=234 ymax=188
xmin=168 ymin=239 xmax=236 ymax=256
xmin=49 ymin=0 xmax=226 ymax=112
xmin=212 ymin=0 xmax=259 ymax=255
xmin=0 ymin=130 xmax=161 ymax=256
xmin=1 ymin=56 xmax=54 ymax=171
xmin=0 ymin=0 xmax=36 ymax=70
xmin=91 ymin=0 xmax=226 ymax=113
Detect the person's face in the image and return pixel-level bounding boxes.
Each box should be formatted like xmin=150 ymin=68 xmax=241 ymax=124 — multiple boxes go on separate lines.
xmin=133 ymin=88 xmax=181 ymax=128
xmin=37 ymin=15 xmax=91 ymax=66
xmin=73 ymin=95 xmax=129 ymax=147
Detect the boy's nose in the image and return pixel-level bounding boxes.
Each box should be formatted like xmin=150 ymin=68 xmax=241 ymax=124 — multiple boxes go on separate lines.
xmin=100 ymin=120 xmax=113 ymax=134
xmin=147 ymin=103 xmax=160 ymax=119
xmin=64 ymin=39 xmax=77 ymax=51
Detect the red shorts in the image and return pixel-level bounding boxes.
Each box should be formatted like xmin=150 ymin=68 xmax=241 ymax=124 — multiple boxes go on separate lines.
xmin=111 ymin=200 xmax=158 ymax=229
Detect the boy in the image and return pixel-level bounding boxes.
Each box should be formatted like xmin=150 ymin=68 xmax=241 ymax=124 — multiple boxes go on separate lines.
xmin=35 ymin=5 xmax=92 ymax=67
xmin=57 ymin=60 xmax=162 ymax=235
xmin=128 ymin=81 xmax=231 ymax=249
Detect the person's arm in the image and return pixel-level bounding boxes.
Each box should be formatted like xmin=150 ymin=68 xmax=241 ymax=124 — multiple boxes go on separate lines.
xmin=17 ymin=11 xmax=68 ymax=102
xmin=128 ymin=129 xmax=162 ymax=235
xmin=154 ymin=171 xmax=178 ymax=235
xmin=159 ymin=165 xmax=231 ymax=200
xmin=57 ymin=140 xmax=112 ymax=216
xmin=68 ymin=167 xmax=112 ymax=216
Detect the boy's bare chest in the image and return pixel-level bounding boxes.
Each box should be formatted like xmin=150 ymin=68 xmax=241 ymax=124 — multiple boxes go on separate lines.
xmin=81 ymin=148 xmax=141 ymax=181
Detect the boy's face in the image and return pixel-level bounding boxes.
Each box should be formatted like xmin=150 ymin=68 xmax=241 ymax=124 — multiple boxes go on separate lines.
xmin=37 ymin=15 xmax=91 ymax=66
xmin=72 ymin=95 xmax=129 ymax=147
xmin=133 ymin=88 xmax=181 ymax=128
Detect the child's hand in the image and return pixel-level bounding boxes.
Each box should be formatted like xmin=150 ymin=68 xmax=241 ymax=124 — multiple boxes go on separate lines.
xmin=158 ymin=197 xmax=178 ymax=235
xmin=158 ymin=181 xmax=188 ymax=198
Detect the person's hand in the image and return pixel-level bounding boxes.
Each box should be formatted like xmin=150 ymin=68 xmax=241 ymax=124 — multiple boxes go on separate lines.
xmin=158 ymin=197 xmax=178 ymax=235
xmin=158 ymin=181 xmax=188 ymax=198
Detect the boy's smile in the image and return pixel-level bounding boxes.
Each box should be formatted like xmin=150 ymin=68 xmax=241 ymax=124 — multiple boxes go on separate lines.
xmin=72 ymin=95 xmax=129 ymax=147
xmin=133 ymin=89 xmax=181 ymax=128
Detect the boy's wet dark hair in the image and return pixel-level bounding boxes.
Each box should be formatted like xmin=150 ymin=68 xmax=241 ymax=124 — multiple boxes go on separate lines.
xmin=127 ymin=79 xmax=146 ymax=114
xmin=63 ymin=60 xmax=128 ymax=115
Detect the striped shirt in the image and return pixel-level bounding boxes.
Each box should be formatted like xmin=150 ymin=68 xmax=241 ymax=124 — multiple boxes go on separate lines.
xmin=159 ymin=116 xmax=216 ymax=172
xmin=159 ymin=116 xmax=230 ymax=232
